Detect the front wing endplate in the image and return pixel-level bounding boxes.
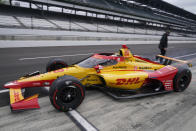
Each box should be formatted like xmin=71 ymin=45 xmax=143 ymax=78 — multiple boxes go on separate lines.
xmin=9 ymin=88 xmax=40 ymax=110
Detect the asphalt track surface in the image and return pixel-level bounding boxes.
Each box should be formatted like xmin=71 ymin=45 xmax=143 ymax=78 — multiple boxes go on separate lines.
xmin=0 ymin=43 xmax=196 ymax=131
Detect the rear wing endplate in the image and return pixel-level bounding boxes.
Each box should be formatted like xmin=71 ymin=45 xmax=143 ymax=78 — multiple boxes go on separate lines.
xmin=156 ymin=55 xmax=192 ymax=67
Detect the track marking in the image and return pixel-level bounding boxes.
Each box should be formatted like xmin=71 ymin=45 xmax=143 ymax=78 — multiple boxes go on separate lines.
xmin=18 ymin=48 xmax=114 ymax=61
xmin=67 ymin=110 xmax=98 ymax=131
xmin=174 ymin=53 xmax=196 ymax=59
xmin=192 ymin=70 xmax=196 ymax=73
xmin=0 ymin=89 xmax=9 ymax=94
xmin=44 ymin=86 xmax=98 ymax=130
xmin=19 ymin=51 xmax=196 ymax=61
xmin=19 ymin=53 xmax=94 ymax=61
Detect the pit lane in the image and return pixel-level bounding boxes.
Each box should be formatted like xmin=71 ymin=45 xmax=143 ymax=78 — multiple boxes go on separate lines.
xmin=0 ymin=43 xmax=196 ymax=131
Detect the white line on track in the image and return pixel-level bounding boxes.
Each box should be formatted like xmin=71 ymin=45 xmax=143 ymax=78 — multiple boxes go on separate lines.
xmin=0 ymin=89 xmax=9 ymax=94
xmin=192 ymin=69 xmax=196 ymax=73
xmin=0 ymin=87 xmax=98 ymax=130
xmin=19 ymin=52 xmax=196 ymax=61
xmin=174 ymin=53 xmax=196 ymax=59
xmin=44 ymin=86 xmax=98 ymax=130
xmin=67 ymin=110 xmax=98 ymax=131
xmin=19 ymin=53 xmax=94 ymax=61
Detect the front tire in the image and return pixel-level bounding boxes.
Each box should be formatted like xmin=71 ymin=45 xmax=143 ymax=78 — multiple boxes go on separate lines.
xmin=46 ymin=59 xmax=68 ymax=72
xmin=49 ymin=75 xmax=85 ymax=112
xmin=173 ymin=68 xmax=192 ymax=92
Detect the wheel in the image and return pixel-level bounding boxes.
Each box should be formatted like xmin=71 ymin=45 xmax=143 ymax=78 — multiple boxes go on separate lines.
xmin=49 ymin=75 xmax=85 ymax=112
xmin=46 ymin=59 xmax=68 ymax=72
xmin=173 ymin=68 xmax=192 ymax=92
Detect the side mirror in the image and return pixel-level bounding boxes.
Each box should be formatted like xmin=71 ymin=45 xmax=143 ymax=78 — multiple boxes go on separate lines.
xmin=94 ymin=65 xmax=103 ymax=73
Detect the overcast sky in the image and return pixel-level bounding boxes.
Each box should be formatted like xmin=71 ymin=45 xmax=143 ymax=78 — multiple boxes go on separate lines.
xmin=163 ymin=0 xmax=196 ymax=14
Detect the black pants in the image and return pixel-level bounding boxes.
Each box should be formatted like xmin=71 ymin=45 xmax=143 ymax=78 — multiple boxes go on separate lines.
xmin=160 ymin=48 xmax=166 ymax=56
xmin=159 ymin=48 xmax=166 ymax=63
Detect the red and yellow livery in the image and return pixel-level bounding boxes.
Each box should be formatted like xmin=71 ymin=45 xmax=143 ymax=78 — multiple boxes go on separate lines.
xmin=4 ymin=45 xmax=192 ymax=112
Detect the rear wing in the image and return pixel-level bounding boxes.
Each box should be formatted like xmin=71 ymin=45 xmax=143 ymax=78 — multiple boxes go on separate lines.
xmin=156 ymin=55 xmax=192 ymax=67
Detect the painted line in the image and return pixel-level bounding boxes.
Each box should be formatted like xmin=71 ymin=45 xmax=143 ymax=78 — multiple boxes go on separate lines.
xmin=174 ymin=53 xmax=196 ymax=59
xmin=44 ymin=86 xmax=98 ymax=131
xmin=0 ymin=89 xmax=9 ymax=94
xmin=19 ymin=51 xmax=196 ymax=61
xmin=67 ymin=110 xmax=98 ymax=131
xmin=192 ymin=70 xmax=196 ymax=73
xmin=19 ymin=53 xmax=94 ymax=61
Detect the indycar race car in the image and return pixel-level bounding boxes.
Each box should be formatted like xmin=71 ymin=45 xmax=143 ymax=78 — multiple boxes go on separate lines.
xmin=4 ymin=45 xmax=192 ymax=112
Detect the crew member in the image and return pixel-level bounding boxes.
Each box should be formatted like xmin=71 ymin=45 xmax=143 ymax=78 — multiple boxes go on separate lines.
xmin=158 ymin=30 xmax=170 ymax=63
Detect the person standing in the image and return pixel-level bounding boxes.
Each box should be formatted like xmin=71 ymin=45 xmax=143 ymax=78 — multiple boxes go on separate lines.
xmin=159 ymin=30 xmax=170 ymax=56
xmin=158 ymin=30 xmax=170 ymax=63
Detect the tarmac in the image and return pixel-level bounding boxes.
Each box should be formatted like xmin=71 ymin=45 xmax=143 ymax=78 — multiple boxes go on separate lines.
xmin=0 ymin=42 xmax=196 ymax=131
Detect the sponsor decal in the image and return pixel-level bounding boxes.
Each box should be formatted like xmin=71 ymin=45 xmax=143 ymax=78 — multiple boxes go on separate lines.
xmin=33 ymin=82 xmax=41 ymax=86
xmin=13 ymin=90 xmax=20 ymax=102
xmin=113 ymin=66 xmax=127 ymax=69
xmin=163 ymin=80 xmax=173 ymax=90
xmin=116 ymin=77 xmax=140 ymax=85
xmin=139 ymin=67 xmax=152 ymax=70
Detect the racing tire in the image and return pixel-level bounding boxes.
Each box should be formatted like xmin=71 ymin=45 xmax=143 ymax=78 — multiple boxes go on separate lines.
xmin=49 ymin=75 xmax=85 ymax=112
xmin=46 ymin=59 xmax=68 ymax=72
xmin=173 ymin=68 xmax=192 ymax=92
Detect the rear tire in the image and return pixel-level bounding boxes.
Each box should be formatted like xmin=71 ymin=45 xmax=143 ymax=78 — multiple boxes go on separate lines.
xmin=173 ymin=68 xmax=192 ymax=92
xmin=49 ymin=75 xmax=85 ymax=112
xmin=46 ymin=59 xmax=68 ymax=72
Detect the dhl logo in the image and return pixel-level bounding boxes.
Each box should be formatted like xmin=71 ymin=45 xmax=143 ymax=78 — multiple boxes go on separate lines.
xmin=13 ymin=90 xmax=21 ymax=102
xmin=116 ymin=77 xmax=140 ymax=85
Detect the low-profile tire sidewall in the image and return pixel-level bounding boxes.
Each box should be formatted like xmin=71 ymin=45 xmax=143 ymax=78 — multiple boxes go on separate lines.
xmin=173 ymin=68 xmax=192 ymax=92
xmin=49 ymin=76 xmax=85 ymax=112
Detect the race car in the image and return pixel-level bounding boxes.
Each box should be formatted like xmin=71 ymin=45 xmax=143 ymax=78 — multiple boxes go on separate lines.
xmin=4 ymin=45 xmax=192 ymax=112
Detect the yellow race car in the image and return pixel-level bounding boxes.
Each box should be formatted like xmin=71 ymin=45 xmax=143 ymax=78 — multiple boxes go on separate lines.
xmin=4 ymin=45 xmax=192 ymax=112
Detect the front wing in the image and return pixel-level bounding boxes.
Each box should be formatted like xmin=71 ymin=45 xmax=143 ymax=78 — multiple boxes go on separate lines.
xmin=9 ymin=88 xmax=40 ymax=110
